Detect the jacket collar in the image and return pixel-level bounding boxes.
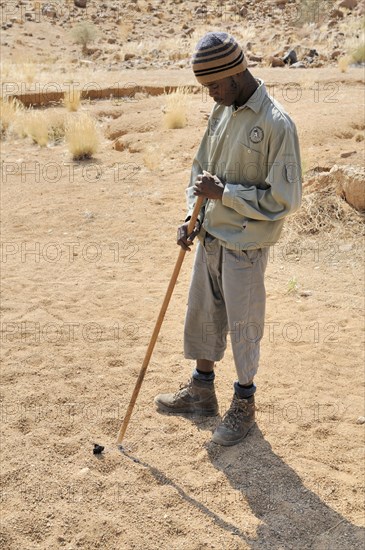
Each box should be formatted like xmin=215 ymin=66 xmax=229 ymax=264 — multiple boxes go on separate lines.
xmin=234 ymin=78 xmax=266 ymax=114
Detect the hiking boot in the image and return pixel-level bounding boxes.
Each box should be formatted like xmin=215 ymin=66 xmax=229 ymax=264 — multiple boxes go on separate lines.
xmin=154 ymin=377 xmax=218 ymax=416
xmin=211 ymin=395 xmax=255 ymax=446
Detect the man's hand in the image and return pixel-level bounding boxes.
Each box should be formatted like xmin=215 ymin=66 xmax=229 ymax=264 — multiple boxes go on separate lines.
xmin=193 ymin=172 xmax=224 ymax=200
xmin=177 ymin=220 xmax=201 ymax=251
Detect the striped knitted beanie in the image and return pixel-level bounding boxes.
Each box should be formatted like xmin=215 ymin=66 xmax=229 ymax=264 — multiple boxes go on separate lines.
xmin=191 ymin=32 xmax=247 ymax=84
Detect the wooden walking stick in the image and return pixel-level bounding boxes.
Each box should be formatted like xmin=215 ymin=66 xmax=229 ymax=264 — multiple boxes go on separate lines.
xmin=116 ymin=196 xmax=204 ymax=446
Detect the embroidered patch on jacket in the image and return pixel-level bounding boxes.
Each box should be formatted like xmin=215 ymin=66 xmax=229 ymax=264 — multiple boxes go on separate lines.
xmin=249 ymin=126 xmax=264 ymax=143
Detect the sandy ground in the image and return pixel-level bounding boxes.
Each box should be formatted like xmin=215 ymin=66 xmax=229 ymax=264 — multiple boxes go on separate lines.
xmin=1 ymin=66 xmax=365 ymax=549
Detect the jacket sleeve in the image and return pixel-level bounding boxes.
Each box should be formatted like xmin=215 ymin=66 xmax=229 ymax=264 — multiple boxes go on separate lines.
xmin=222 ymin=125 xmax=302 ymax=221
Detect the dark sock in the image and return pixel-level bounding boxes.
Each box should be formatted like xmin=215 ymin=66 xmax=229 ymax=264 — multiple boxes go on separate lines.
xmin=234 ymin=381 xmax=256 ymax=399
xmin=192 ymin=368 xmax=215 ymax=382
xmin=196 ymin=368 xmax=213 ymax=376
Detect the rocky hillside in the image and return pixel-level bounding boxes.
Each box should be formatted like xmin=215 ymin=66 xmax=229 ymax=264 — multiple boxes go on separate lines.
xmin=1 ymin=0 xmax=364 ymax=74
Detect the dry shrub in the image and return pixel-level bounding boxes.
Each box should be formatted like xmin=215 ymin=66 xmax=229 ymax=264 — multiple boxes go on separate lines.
xmin=0 ymin=97 xmax=24 ymax=136
xmin=164 ymin=87 xmax=190 ymax=129
xmin=63 ymin=89 xmax=81 ymax=112
xmin=287 ymin=174 xmax=365 ymax=237
xmin=70 ymin=22 xmax=98 ymax=54
xmin=65 ymin=113 xmax=100 ymax=160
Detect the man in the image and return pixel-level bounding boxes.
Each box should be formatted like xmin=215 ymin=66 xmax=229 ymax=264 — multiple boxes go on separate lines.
xmin=154 ymin=32 xmax=302 ymax=446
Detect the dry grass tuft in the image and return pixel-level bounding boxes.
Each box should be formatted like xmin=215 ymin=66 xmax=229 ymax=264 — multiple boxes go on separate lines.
xmin=63 ymin=89 xmax=81 ymax=112
xmin=287 ymin=176 xmax=364 ymax=237
xmin=23 ymin=110 xmax=49 ymax=147
xmin=22 ymin=62 xmax=37 ymax=84
xmin=338 ymin=55 xmax=351 ymax=73
xmin=143 ymin=145 xmax=162 ymax=171
xmin=164 ymin=87 xmax=191 ymax=129
xmin=0 ymin=97 xmax=25 ymax=136
xmin=65 ymin=113 xmax=100 ymax=160
xmin=351 ymin=40 xmax=365 ymax=64
xmin=48 ymin=110 xmax=67 ymax=143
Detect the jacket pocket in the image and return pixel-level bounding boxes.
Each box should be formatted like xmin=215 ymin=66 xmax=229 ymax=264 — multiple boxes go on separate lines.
xmin=237 ymin=142 xmax=265 ymax=185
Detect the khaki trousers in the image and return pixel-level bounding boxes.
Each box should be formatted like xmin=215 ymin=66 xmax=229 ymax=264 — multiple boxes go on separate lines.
xmin=184 ymin=236 xmax=269 ymax=385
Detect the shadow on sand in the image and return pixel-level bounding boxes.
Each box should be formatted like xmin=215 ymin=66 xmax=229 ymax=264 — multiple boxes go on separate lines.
xmin=129 ymin=412 xmax=364 ymax=549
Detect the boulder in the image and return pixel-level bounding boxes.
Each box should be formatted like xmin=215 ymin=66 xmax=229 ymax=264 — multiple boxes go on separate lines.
xmin=332 ymin=165 xmax=365 ymax=211
xmin=339 ymin=0 xmax=358 ymax=8
xmin=283 ymin=49 xmax=297 ymax=64
xmin=269 ymin=56 xmax=285 ymax=67
xmin=331 ymin=49 xmax=342 ymax=59
xmin=113 ymin=138 xmax=127 ymax=152
xmin=248 ymin=54 xmax=263 ymax=62
xmin=41 ymin=4 xmax=57 ymax=17
xmin=330 ymin=8 xmax=344 ymax=18
xmin=74 ymin=0 xmax=87 ymax=7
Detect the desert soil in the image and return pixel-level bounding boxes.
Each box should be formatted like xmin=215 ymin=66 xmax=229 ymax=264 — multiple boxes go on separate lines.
xmin=1 ymin=2 xmax=365 ymax=549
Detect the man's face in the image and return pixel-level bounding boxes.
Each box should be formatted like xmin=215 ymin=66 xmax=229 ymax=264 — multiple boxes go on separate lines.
xmin=204 ymin=77 xmax=238 ymax=107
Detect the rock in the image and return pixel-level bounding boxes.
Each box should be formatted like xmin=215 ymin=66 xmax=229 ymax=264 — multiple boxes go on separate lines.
xmin=340 ymin=151 xmax=356 ymax=158
xmin=330 ymin=8 xmax=344 ymax=18
xmin=113 ymin=139 xmax=127 ymax=151
xmin=41 ymin=4 xmax=58 ymax=17
xmin=283 ymin=49 xmax=297 ymax=65
xmin=107 ymin=37 xmax=116 ymax=44
xmin=74 ymin=0 xmax=87 ymax=7
xmin=358 ymin=1 xmax=365 ymax=14
xmin=239 ymin=6 xmax=248 ymax=16
xmin=124 ymin=53 xmax=136 ymax=61
xmin=289 ymin=61 xmax=306 ymax=68
xmin=356 ymin=416 xmax=365 ymax=424
xmin=331 ymin=164 xmax=365 ymax=211
xmin=195 ymin=5 xmax=208 ymax=15
xmin=299 ymin=290 xmax=313 ymax=297
xmin=248 ymin=54 xmax=262 ymax=62
xmin=339 ymin=0 xmax=358 ymax=8
xmin=183 ymin=27 xmax=195 ymax=37
xmin=331 ymin=49 xmax=342 ymax=59
xmin=328 ymin=19 xmax=338 ymax=28
xmin=269 ymin=56 xmax=285 ymax=67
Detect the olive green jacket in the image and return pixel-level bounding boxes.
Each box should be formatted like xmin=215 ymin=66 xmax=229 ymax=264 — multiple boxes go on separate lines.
xmin=186 ymin=79 xmax=302 ymax=250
